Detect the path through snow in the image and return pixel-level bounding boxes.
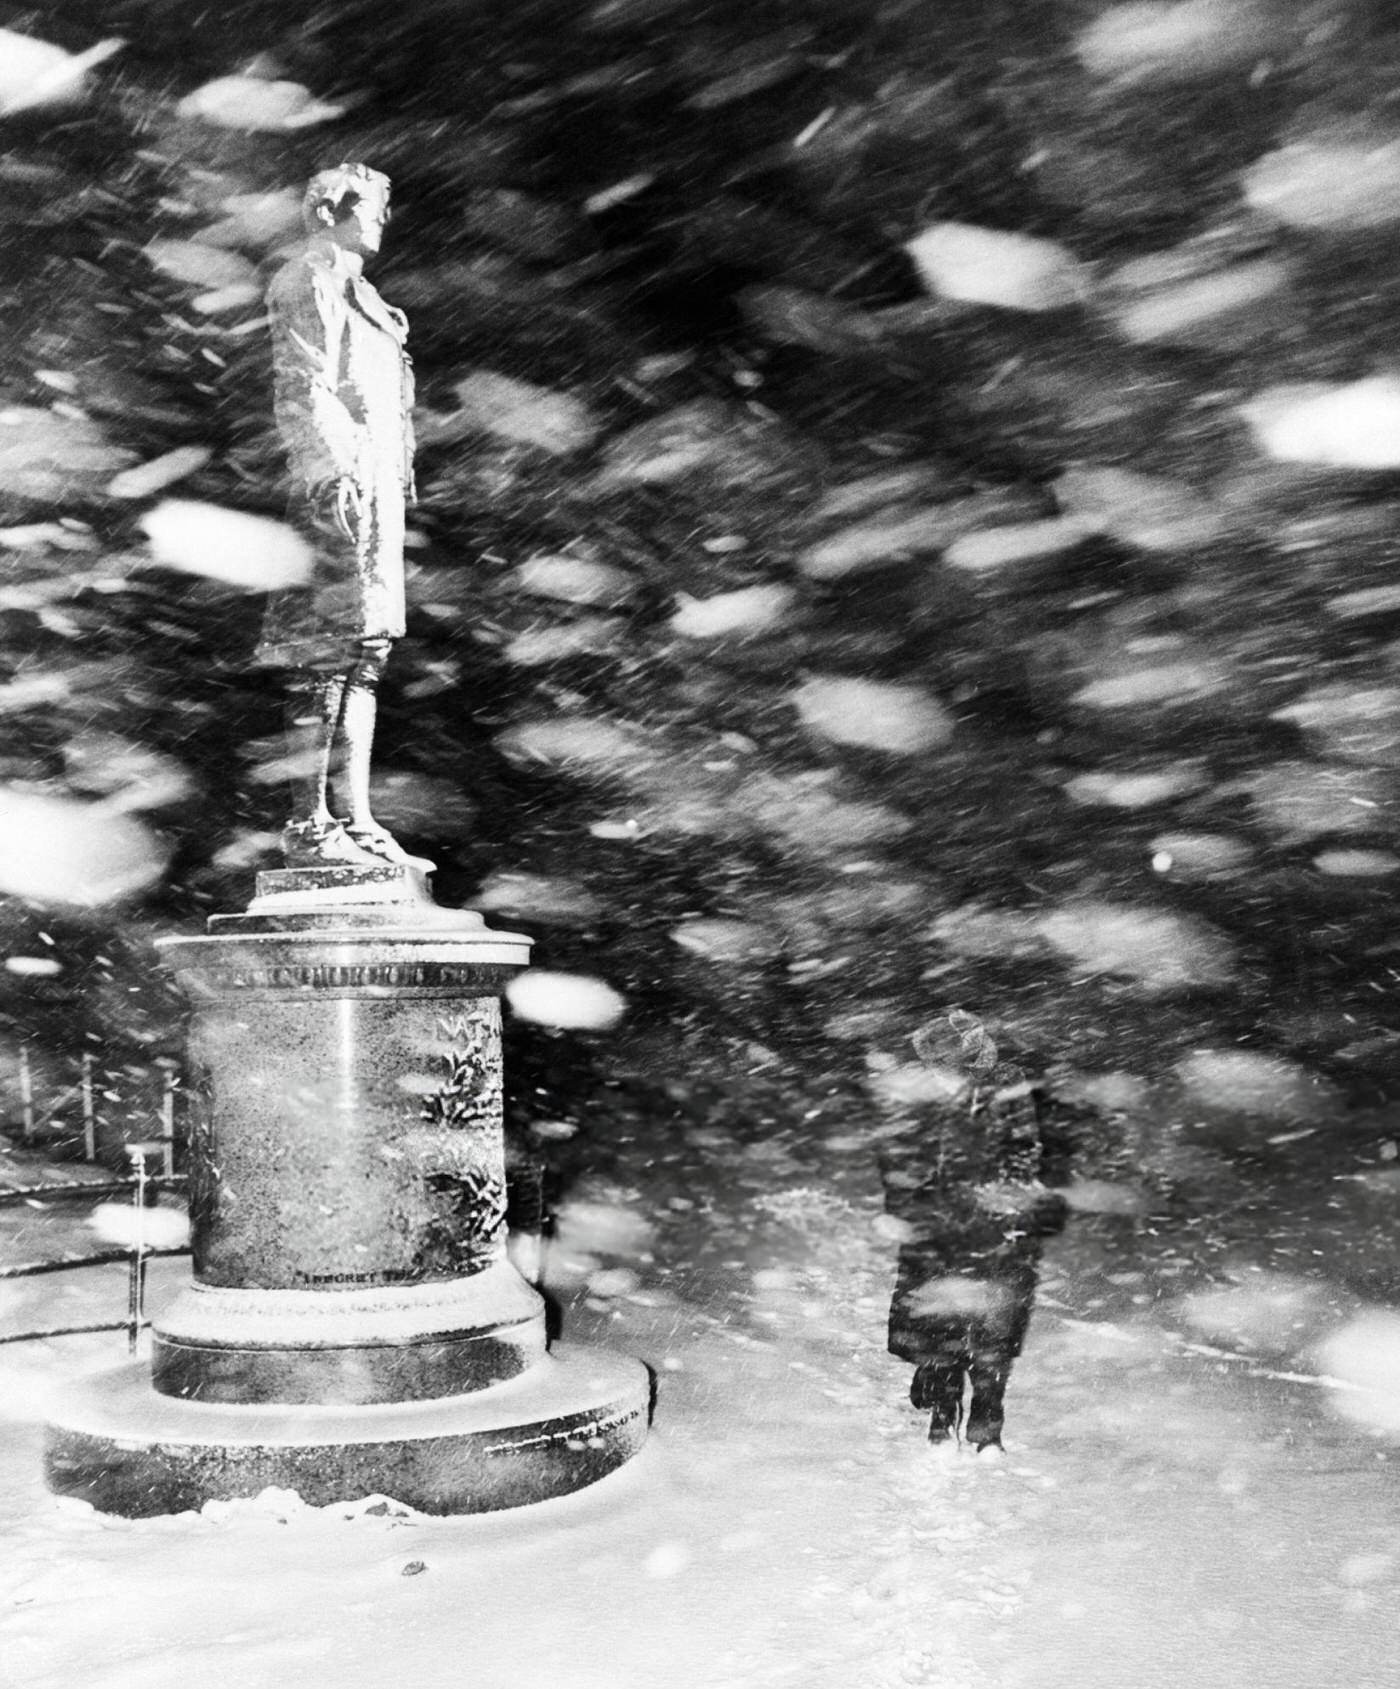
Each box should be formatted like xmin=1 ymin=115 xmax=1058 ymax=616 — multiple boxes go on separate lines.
xmin=3 ymin=1166 xmax=1399 ymax=1689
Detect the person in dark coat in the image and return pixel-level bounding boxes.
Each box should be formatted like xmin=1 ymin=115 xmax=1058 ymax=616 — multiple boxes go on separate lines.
xmin=255 ymin=161 xmax=424 ymax=869
xmin=879 ymin=1013 xmax=1071 ymax=1451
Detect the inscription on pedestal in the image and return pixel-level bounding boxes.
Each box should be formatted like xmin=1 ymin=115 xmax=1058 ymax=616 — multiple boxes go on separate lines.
xmin=185 ymin=960 xmax=515 ymax=998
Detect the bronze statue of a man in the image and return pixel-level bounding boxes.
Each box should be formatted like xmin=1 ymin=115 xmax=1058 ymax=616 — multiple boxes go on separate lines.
xmin=257 ymin=162 xmax=427 ymax=870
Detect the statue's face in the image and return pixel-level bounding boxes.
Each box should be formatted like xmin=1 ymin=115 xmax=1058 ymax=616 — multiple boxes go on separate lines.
xmin=328 ymin=187 xmax=390 ymax=256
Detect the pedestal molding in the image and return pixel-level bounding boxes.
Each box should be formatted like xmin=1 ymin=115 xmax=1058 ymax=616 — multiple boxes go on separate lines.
xmin=161 ymin=934 xmax=532 ymax=998
xmin=153 ymin=1258 xmax=543 ymax=1348
xmin=46 ymin=1347 xmax=652 ymax=1516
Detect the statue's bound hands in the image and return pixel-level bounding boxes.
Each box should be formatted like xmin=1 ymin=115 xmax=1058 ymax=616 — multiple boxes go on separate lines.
xmin=308 ymin=478 xmax=362 ymax=544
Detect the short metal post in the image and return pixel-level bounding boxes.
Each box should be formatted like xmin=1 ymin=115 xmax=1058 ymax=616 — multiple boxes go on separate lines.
xmin=81 ymin=1053 xmax=96 ymax=1162
xmin=158 ymin=1062 xmax=177 ymax=1180
xmin=19 ymin=1042 xmax=34 ymax=1144
xmin=125 ymin=1146 xmax=148 ymax=1356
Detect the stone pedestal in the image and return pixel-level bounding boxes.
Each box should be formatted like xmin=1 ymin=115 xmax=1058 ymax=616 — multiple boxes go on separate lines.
xmin=44 ymin=865 xmax=649 ymax=1517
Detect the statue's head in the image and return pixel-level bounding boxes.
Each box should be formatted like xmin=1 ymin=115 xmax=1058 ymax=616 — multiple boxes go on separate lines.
xmin=302 ymin=162 xmax=392 ymax=254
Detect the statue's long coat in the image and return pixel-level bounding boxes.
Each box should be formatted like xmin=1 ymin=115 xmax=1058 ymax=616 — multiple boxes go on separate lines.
xmin=256 ymin=237 xmax=415 ymax=669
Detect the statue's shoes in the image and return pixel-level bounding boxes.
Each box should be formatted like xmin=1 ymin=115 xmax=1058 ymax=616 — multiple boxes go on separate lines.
xmin=343 ymin=823 xmax=436 ymax=874
xmin=282 ymin=819 xmax=383 ymax=868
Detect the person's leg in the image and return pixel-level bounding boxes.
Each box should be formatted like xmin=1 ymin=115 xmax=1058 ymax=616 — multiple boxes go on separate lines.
xmin=964 ymin=1259 xmax=1038 ymax=1451
xmin=964 ymin=1350 xmax=1011 ymax=1450
xmin=339 ymin=639 xmax=435 ymax=869
xmin=910 ymin=1348 xmax=968 ymax=1443
xmin=280 ymin=667 xmax=382 ymax=866
xmin=339 ymin=638 xmax=389 ymax=837
xmin=285 ymin=668 xmax=346 ymax=831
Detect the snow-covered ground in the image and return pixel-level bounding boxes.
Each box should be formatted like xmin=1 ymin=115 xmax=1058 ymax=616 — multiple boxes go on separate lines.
xmin=4 ymin=1142 xmax=1400 ymax=1689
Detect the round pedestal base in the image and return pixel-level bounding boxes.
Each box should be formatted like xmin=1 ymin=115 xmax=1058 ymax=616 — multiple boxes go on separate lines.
xmin=149 ymin=1264 xmax=549 ymax=1405
xmin=45 ymin=1348 xmax=650 ymax=1518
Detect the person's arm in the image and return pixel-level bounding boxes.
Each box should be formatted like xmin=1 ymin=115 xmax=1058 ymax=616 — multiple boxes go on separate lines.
xmin=269 ymin=262 xmax=364 ymax=495
xmin=401 ymin=347 xmax=417 ymax=503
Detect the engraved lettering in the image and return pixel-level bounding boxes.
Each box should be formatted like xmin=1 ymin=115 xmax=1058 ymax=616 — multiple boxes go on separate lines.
xmin=420 ymin=1001 xmax=502 ymax=1132
xmin=188 ymin=961 xmax=511 ymax=996
xmin=434 ymin=1010 xmax=484 ymax=1043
